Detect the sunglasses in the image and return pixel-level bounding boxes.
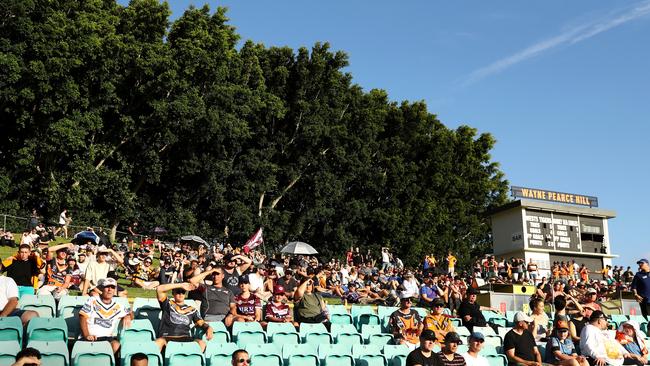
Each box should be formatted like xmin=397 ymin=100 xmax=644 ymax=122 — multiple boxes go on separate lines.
xmin=237 ymin=358 xmax=251 ymax=363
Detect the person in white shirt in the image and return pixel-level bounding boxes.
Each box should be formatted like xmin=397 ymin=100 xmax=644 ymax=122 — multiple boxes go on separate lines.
xmin=0 ymin=275 xmax=38 ymax=326
xmin=400 ymin=272 xmax=420 ymax=299
xmin=580 ymin=310 xmax=631 ymax=366
xmin=462 ymin=332 xmax=490 ymax=366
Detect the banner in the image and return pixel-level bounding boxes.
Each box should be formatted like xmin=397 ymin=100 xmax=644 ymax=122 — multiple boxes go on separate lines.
xmin=243 ymin=227 xmax=263 ymax=253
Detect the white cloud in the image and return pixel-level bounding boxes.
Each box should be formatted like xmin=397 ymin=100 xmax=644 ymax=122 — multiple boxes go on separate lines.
xmin=459 ymin=1 xmax=650 ymax=87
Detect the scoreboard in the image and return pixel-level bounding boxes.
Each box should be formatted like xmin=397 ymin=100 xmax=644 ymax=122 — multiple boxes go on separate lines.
xmin=525 ymin=210 xmax=583 ymax=252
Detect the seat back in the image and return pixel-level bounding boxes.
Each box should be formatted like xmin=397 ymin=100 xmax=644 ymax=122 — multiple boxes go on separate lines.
xmin=353 ymin=344 xmax=382 ymax=358
xmin=300 ymin=323 xmax=331 ymax=344
xmin=0 ymin=340 xmax=21 ymax=366
xmin=319 ymin=343 xmax=353 ymax=363
xmin=71 ymin=341 xmax=115 ymax=366
xmin=0 ymin=317 xmax=23 ymax=344
xmin=331 ymin=323 xmax=362 ymax=344
xmin=328 ymin=305 xmax=353 ymax=324
xmin=205 ymin=341 xmax=238 ymax=366
xmin=474 ymin=326 xmax=496 ymax=336
xmin=27 ymin=340 xmax=69 ymax=366
xmin=165 ymin=341 xmax=205 ymax=366
xmin=19 ymin=294 xmax=56 ymax=317
xmin=132 ymin=298 xmax=161 ymax=336
xmin=383 ymin=344 xmax=409 ymax=366
xmin=119 ymin=319 xmax=156 ymax=342
xmin=121 ymin=341 xmax=164 ymax=366
xmin=57 ymin=295 xmax=89 ymax=340
xmin=283 ymin=343 xmax=318 ymax=364
xmin=485 ymin=354 xmax=508 ymax=366
xmin=267 ymin=322 xmax=300 ymax=345
xmin=456 ymin=326 xmax=471 ymax=337
xmin=232 ymin=322 xmax=266 ymax=346
xmin=27 ymin=317 xmax=68 ymax=343
xmin=351 ymin=306 xmax=380 ymax=330
xmin=194 ymin=321 xmax=230 ymax=343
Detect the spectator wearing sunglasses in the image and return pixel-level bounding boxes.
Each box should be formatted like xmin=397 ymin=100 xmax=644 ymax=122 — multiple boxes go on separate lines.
xmin=79 ymin=278 xmax=132 ymax=355
xmin=231 ymin=350 xmax=250 ymax=366
xmin=462 ymin=332 xmax=489 ymax=366
xmin=580 ymin=310 xmax=631 ymax=366
xmin=545 ymin=320 xmax=588 ymax=366
xmin=423 ymin=298 xmax=455 ymax=343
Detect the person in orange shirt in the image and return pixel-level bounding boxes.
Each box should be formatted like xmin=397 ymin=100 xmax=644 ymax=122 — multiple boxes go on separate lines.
xmin=579 ymin=264 xmax=590 ymax=283
xmin=552 ymin=265 xmax=560 ymax=282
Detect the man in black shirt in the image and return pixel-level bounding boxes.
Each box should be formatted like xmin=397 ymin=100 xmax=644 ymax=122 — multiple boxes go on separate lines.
xmin=189 ymin=267 xmax=236 ymax=326
xmin=1 ymin=244 xmax=42 ymax=298
xmin=503 ymin=312 xmax=543 ymax=366
xmin=276 ymin=269 xmax=298 ymax=299
xmin=406 ymin=329 xmax=443 ymax=366
xmin=222 ymin=253 xmax=252 ymax=295
xmin=457 ymin=288 xmax=487 ymax=332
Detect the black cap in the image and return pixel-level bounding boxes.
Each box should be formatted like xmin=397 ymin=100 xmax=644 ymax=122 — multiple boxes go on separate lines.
xmin=444 ymin=331 xmax=463 ymax=344
xmin=420 ymin=329 xmax=436 ymax=341
xmin=466 ymin=287 xmax=479 ymax=295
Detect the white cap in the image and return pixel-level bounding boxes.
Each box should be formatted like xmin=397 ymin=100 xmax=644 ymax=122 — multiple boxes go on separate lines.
xmin=513 ymin=311 xmax=533 ymax=323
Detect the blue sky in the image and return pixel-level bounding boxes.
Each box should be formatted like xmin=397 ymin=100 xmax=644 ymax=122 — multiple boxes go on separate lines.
xmin=139 ymin=1 xmax=650 ymax=266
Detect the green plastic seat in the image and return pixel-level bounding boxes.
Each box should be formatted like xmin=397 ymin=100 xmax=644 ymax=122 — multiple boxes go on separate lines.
xmin=457 ymin=344 xmax=469 ymax=354
xmin=0 ymin=317 xmax=23 ymax=344
xmin=480 ymin=346 xmax=499 ymax=356
xmin=282 ymin=343 xmax=318 ymax=365
xmin=57 ymin=295 xmax=89 ymax=340
xmin=383 ymin=344 xmax=409 ymax=366
xmin=27 ymin=340 xmax=69 ymax=366
xmin=121 ymin=341 xmax=163 ymax=366
xmin=165 ymin=341 xmax=205 ymax=366
xmin=377 ymin=306 xmax=399 ymax=333
xmin=331 ymin=324 xmax=363 ymax=344
xmin=353 ymin=344 xmax=383 ymax=358
xmin=351 ymin=306 xmax=380 ymax=331
xmin=246 ymin=343 xmax=282 ymax=358
xmin=19 ymin=294 xmax=56 ymax=317
xmin=456 ymin=326 xmax=471 ymax=337
xmin=610 ymin=314 xmax=629 ymax=327
xmin=0 ymin=340 xmax=21 ymax=366
xmin=328 ymin=305 xmax=353 ymax=324
xmin=27 ymin=317 xmax=68 ymax=342
xmin=194 ymin=321 xmax=230 ymax=343
xmin=319 ymin=343 xmax=353 ymax=366
xmin=132 ymin=298 xmax=161 ymax=337
xmin=232 ymin=321 xmax=266 ymax=346
xmin=267 ymin=322 xmax=300 ymax=345
xmin=71 ymin=341 xmax=115 ymax=366
xmin=485 ymin=354 xmax=508 ymax=366
xmin=474 ymin=326 xmax=497 ymax=337
xmin=484 ymin=335 xmax=502 ymax=347
xmin=205 ymin=341 xmax=238 ymax=366
xmin=300 ymin=322 xmax=332 ymax=344
xmin=361 ymin=324 xmax=393 ymax=345
xmin=411 ymin=307 xmax=429 ymax=319
xmin=450 ymin=318 xmax=462 ymax=328
xmin=119 ymin=319 xmax=156 ymax=342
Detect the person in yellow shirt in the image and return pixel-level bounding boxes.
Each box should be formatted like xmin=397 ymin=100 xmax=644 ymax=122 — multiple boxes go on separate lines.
xmin=447 ymin=252 xmax=457 ymax=277
xmin=423 ymin=298 xmax=455 ymax=343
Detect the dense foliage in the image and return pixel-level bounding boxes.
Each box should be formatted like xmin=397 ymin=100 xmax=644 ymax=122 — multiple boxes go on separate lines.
xmin=0 ymin=0 xmax=509 ymax=265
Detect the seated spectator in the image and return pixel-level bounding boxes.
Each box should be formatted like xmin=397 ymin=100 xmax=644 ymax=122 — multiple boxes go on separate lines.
xmin=0 ymin=273 xmax=38 ymax=326
xmin=231 ymin=349 xmax=250 ymax=366
xmin=580 ymin=310 xmax=631 ymax=366
xmin=79 ymin=278 xmax=131 ymax=354
xmin=437 ymin=332 xmax=466 ymax=366
xmin=345 ymin=283 xmax=365 ymax=304
xmin=326 ymin=271 xmax=345 ymax=298
xmin=615 ymin=321 xmax=648 ymax=366
xmin=544 ymin=320 xmax=588 ymax=366
xmin=264 ymin=285 xmax=297 ymax=327
xmin=419 ymin=277 xmax=439 ymax=308
xmin=0 ymin=230 xmax=15 ymax=247
xmin=66 ymin=257 xmax=82 ymax=290
xmin=11 ymin=347 xmax=41 ymax=366
xmin=423 ymin=298 xmax=455 ymax=343
xmin=38 ymin=247 xmax=72 ymax=298
xmin=581 ymin=288 xmax=602 ymax=311
xmin=232 ymin=276 xmax=262 ymax=322
xmin=406 ymin=329 xmax=442 ymax=366
xmin=1 ymin=244 xmax=43 ymax=298
xmin=294 ymin=275 xmax=330 ymax=325
xmin=132 ymin=257 xmax=159 ymax=290
xmin=130 ymin=353 xmax=148 ymax=366
xmin=366 ymin=272 xmax=389 ymax=299
xmin=390 ymin=296 xmax=423 ymax=348
xmin=503 ymin=312 xmax=544 ymax=366
xmin=154 ymin=282 xmax=213 ymax=353
xmin=188 ymin=267 xmax=235 ymax=325
xmin=462 ymin=332 xmax=489 ymax=366
xmin=530 ymin=297 xmax=550 ymax=342
xmin=401 ymin=272 xmax=420 ymax=299
xmin=458 ymin=288 xmax=490 ymax=332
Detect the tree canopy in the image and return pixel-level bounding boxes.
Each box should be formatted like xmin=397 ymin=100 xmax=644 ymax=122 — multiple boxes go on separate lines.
xmin=0 ymin=0 xmax=509 ymax=266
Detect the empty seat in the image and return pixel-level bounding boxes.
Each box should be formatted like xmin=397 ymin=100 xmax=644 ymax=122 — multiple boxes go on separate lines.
xmin=319 ymin=343 xmax=353 ymax=366
xmin=450 ymin=318 xmax=462 ymax=328
xmin=119 ymin=319 xmax=156 ymax=342
xmin=27 ymin=317 xmax=68 ymax=343
xmin=354 ymin=344 xmax=387 ymax=366
xmin=57 ymin=295 xmax=89 ymax=340
xmin=121 ymin=341 xmax=163 ymax=366
xmin=361 ymin=324 xmax=392 ymax=345
xmin=383 ymin=344 xmax=409 ymax=366
xmin=205 ymin=341 xmax=238 ymax=366
xmin=474 ymin=326 xmax=497 ymax=337
xmin=485 ymin=354 xmax=508 ymax=366
xmin=165 ymin=341 xmax=205 ymax=366
xmin=484 ymin=335 xmax=503 ymax=347
xmin=0 ymin=340 xmax=21 ymax=366
xmin=19 ymin=294 xmax=56 ymax=317
xmin=194 ymin=321 xmax=230 ymax=343
xmin=246 ymin=343 xmax=283 ymax=366
xmin=282 ymin=344 xmax=319 ymax=366
xmin=267 ymin=322 xmax=300 ymax=345
xmin=480 ymin=346 xmax=499 ymax=356
xmin=455 ymin=326 xmax=471 ymax=337
xmin=377 ymin=306 xmax=399 ymax=333
xmin=610 ymin=314 xmax=629 ymax=328
xmin=27 ymin=340 xmax=69 ymax=366
xmin=411 ymin=307 xmax=429 ymax=319
xmin=0 ymin=317 xmax=23 ymax=344
xmin=300 ymin=323 xmax=331 ymax=344
xmin=328 ymin=305 xmax=353 ymax=325
xmin=132 ymin=298 xmax=161 ymax=336
xmin=232 ymin=322 xmax=267 ymax=346
xmin=331 ymin=323 xmax=363 ymax=344
xmin=71 ymin=341 xmax=115 ymax=366
xmin=351 ymin=306 xmax=380 ymax=330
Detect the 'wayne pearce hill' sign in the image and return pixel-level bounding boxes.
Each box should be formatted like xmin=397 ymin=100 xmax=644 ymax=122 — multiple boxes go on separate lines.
xmin=511 ymin=186 xmax=598 ymax=207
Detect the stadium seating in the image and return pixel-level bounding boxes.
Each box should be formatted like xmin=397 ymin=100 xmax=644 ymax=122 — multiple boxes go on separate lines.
xmin=118 ymin=318 xmax=156 ymax=342
xmin=71 ymin=341 xmax=115 ymax=366
xmin=19 ymin=294 xmax=56 ymax=318
xmin=246 ymin=343 xmax=283 ymax=366
xmin=455 ymin=326 xmax=471 ymax=337
xmin=351 ymin=306 xmax=380 ymax=330
xmin=474 ymin=326 xmax=497 ymax=337
xmin=0 ymin=340 xmax=21 ymax=366
xmin=383 ymin=344 xmax=409 ymax=366
xmin=282 ymin=344 xmax=319 ymax=366
xmin=331 ymin=323 xmax=363 ymax=344
xmin=27 ymin=340 xmax=69 ymax=366
xmin=267 ymin=322 xmax=300 ymax=345
xmin=318 ymin=343 xmax=354 ymax=366
xmin=353 ymin=344 xmax=387 ymax=366
xmin=132 ymin=298 xmax=161 ymax=336
xmin=300 ymin=323 xmax=332 ymax=344
xmin=328 ymin=305 xmax=353 ymax=324
xmin=361 ymin=324 xmax=393 ymax=345
xmin=194 ymin=321 xmax=230 ymax=343
xmin=412 ymin=307 xmax=429 ymax=319
xmin=0 ymin=317 xmax=23 ymax=345
xmin=57 ymin=295 xmax=89 ymax=340
xmin=26 ymin=317 xmax=68 ymax=343
xmin=484 ymin=335 xmax=503 ymax=347
xmin=164 ymin=341 xmax=205 ymax=366
xmin=121 ymin=341 xmax=163 ymax=366
xmin=377 ymin=306 xmax=398 ymax=332
xmin=485 ymin=354 xmax=508 ymax=366
xmin=205 ymin=341 xmax=238 ymax=366
xmin=232 ymin=321 xmax=267 ymax=346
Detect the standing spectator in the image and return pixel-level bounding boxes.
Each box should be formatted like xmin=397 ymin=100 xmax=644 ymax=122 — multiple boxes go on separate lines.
xmin=54 ymin=209 xmax=69 ymax=238
xmin=503 ymin=312 xmax=544 ymax=366
xmin=83 ymin=249 xmax=126 ymax=296
xmin=423 ymin=298 xmax=455 ymax=343
xmin=462 ymin=332 xmax=489 ymax=366
xmin=381 ymin=247 xmax=391 ymax=271
xmin=447 ymin=252 xmax=457 ymax=278
xmin=406 ymin=329 xmax=442 ymax=366
xmin=631 ymin=259 xmax=650 ymax=320
xmin=389 ymin=296 xmax=423 ymax=348
xmin=0 ymin=273 xmax=38 ymax=326
xmin=189 ymin=267 xmax=235 ymax=325
xmin=437 ymin=332 xmax=466 ymax=366
xmin=79 ymin=278 xmax=131 ymax=355
xmin=1 ymin=244 xmax=43 ymax=298
xmin=154 ymin=282 xmax=212 ymax=353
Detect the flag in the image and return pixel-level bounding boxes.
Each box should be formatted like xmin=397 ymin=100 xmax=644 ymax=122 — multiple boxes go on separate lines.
xmin=243 ymin=227 xmax=263 ymax=253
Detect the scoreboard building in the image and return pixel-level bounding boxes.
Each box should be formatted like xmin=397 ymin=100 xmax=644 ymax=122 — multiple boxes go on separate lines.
xmin=489 ymin=186 xmax=616 ymax=278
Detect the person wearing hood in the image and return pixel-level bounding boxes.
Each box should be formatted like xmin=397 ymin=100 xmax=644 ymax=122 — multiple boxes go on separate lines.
xmin=615 ymin=321 xmax=648 ymax=366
